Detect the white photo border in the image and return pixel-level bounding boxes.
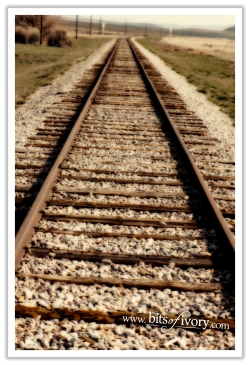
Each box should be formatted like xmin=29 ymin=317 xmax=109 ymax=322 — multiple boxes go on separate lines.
xmin=8 ymin=5 xmax=242 ymax=359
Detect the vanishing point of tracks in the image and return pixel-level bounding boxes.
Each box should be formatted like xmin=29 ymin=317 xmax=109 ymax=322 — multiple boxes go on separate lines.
xmin=15 ymin=38 xmax=235 ymax=350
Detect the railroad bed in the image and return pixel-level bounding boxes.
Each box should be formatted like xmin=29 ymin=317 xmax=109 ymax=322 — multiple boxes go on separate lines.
xmin=15 ymin=38 xmax=235 ymax=351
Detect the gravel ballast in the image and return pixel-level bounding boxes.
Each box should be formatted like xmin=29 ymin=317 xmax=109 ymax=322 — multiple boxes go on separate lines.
xmin=15 ymin=317 xmax=235 ymax=350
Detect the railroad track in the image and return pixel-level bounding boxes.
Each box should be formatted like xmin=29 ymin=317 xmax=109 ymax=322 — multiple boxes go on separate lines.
xmin=15 ymin=48 xmax=114 ymax=234
xmin=15 ymin=38 xmax=235 ymax=351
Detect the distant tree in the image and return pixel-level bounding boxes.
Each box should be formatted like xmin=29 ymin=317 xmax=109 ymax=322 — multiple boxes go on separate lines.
xmin=15 ymin=15 xmax=61 ymax=41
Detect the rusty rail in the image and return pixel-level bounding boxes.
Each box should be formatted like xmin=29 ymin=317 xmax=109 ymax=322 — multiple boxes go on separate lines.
xmin=15 ymin=39 xmax=119 ymax=270
xmin=128 ymin=39 xmax=235 ymax=259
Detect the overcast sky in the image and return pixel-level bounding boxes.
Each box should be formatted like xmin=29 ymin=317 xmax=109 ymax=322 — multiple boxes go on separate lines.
xmin=62 ymin=14 xmax=235 ymax=30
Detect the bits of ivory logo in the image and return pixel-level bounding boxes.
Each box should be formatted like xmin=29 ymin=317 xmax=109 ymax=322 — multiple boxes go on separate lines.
xmin=147 ymin=311 xmax=229 ymax=332
xmin=122 ymin=311 xmax=230 ymax=332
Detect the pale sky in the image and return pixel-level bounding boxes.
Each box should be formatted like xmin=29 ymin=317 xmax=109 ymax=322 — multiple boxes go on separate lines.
xmin=63 ymin=15 xmax=235 ymax=30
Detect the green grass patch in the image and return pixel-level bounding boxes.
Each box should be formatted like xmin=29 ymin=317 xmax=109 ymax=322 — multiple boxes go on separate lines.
xmin=137 ymin=38 xmax=235 ymax=122
xmin=15 ymin=37 xmax=111 ymax=108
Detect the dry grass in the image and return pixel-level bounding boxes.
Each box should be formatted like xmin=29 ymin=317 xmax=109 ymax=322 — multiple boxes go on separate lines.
xmin=15 ymin=37 xmax=110 ymax=108
xmin=161 ymin=36 xmax=235 ymax=62
xmin=137 ymin=37 xmax=235 ymax=122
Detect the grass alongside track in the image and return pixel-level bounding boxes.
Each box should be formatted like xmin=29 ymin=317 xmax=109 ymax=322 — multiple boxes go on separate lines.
xmin=136 ymin=37 xmax=235 ymax=123
xmin=15 ymin=37 xmax=111 ymax=108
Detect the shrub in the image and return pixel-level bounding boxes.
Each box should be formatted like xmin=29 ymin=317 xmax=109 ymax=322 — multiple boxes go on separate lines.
xmin=15 ymin=25 xmax=40 ymax=44
xmin=15 ymin=15 xmax=61 ymax=41
xmin=15 ymin=25 xmax=28 ymax=43
xmin=27 ymin=27 xmax=39 ymax=44
xmin=47 ymin=29 xmax=72 ymax=47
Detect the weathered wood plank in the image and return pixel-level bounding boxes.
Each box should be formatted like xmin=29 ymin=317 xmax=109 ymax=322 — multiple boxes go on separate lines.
xmin=25 ymin=143 xmax=59 ymax=147
xmin=15 ymin=185 xmax=41 ymax=192
xmin=79 ymin=130 xmax=164 ymax=136
xmin=208 ymin=183 xmax=235 ymax=189
xmin=15 ymin=148 xmax=59 ymax=154
xmin=28 ymin=136 xmax=62 ymax=141
xmin=195 ymin=159 xmax=235 ymax=164
xmin=212 ymin=195 xmax=235 ymax=201
xmin=60 ymin=175 xmax=183 ymax=186
xmin=66 ymin=159 xmax=177 ymax=168
xmin=72 ymin=145 xmax=172 ymax=153
xmin=15 ymin=305 xmax=235 ymax=330
xmin=203 ymin=175 xmax=235 ymax=181
xmin=54 ymin=187 xmax=189 ymax=199
xmin=177 ymin=128 xmax=206 ymax=133
xmin=28 ymin=248 xmax=217 ymax=267
xmin=47 ymin=200 xmax=192 ymax=212
xmin=199 ymin=166 xmax=235 ymax=172
xmin=184 ymin=140 xmax=216 ymax=146
xmin=80 ymin=130 xmax=164 ymax=137
xmin=41 ymin=213 xmax=201 ymax=228
xmin=16 ymin=273 xmax=229 ymax=291
xmin=76 ymin=136 xmax=167 ymax=143
xmin=222 ymin=210 xmax=235 ymax=216
xmin=60 ymin=167 xmax=184 ymax=178
xmin=35 ymin=228 xmax=206 ymax=241
xmin=15 ymin=164 xmax=46 ymax=169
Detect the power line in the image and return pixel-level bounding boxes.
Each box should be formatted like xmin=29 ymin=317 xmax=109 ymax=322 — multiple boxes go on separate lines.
xmin=99 ymin=15 xmax=102 ymax=35
xmin=89 ymin=15 xmax=92 ymax=36
xmin=40 ymin=15 xmax=43 ymax=45
xmin=75 ymin=15 xmax=78 ymax=39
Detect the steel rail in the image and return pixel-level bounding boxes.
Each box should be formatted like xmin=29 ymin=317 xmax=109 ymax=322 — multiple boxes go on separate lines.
xmin=128 ymin=39 xmax=235 ymax=258
xmin=15 ymin=39 xmax=119 ymax=270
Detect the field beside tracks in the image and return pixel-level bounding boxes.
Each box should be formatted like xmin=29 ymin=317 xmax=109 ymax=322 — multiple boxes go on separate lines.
xmin=15 ymin=28 xmax=235 ymax=125
xmin=137 ymin=37 xmax=235 ymax=122
xmin=15 ymin=38 xmax=110 ymax=108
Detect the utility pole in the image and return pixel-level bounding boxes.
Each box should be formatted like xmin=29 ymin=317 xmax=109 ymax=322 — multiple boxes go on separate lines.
xmin=125 ymin=19 xmax=127 ymax=35
xmin=75 ymin=15 xmax=78 ymax=39
xmin=160 ymin=25 xmax=162 ymax=37
xmin=40 ymin=15 xmax=43 ymax=45
xmin=89 ymin=15 xmax=92 ymax=36
xmin=145 ymin=23 xmax=147 ymax=37
xmin=99 ymin=15 xmax=102 ymax=34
